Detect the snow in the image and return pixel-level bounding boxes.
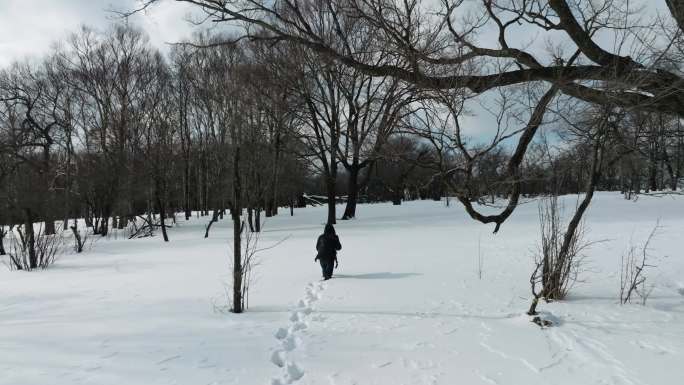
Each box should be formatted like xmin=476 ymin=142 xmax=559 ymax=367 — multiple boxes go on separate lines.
xmin=1 ymin=192 xmax=684 ymax=385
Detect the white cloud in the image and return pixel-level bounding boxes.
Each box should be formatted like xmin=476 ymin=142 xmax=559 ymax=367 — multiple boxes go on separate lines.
xmin=0 ymin=0 xmax=198 ymax=67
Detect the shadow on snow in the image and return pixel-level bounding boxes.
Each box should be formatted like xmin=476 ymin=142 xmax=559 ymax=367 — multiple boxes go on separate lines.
xmin=332 ymin=272 xmax=422 ymax=280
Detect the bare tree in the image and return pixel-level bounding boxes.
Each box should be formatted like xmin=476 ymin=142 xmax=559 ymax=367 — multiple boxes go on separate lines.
xmin=338 ymin=76 xmax=415 ymax=219
xmin=131 ymin=0 xmax=684 ymax=229
xmin=620 ymin=221 xmax=660 ymax=305
xmin=287 ymin=43 xmax=346 ymax=225
xmin=64 ymin=25 xmax=159 ymax=236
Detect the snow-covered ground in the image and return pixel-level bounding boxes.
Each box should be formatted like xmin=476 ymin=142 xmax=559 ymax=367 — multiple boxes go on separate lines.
xmin=1 ymin=192 xmax=683 ymax=385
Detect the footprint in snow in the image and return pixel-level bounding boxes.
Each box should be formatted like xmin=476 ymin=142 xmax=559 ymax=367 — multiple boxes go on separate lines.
xmin=270 ymin=363 xmax=305 ymax=385
xmin=306 ymin=292 xmax=321 ymax=301
xmin=275 ymin=328 xmax=289 ymax=340
xmin=290 ymin=311 xmax=304 ymax=322
xmin=270 ymin=350 xmax=286 ymax=368
xmin=286 ymin=362 xmax=305 ymax=381
xmin=297 ymin=299 xmax=309 ymax=308
xmin=268 ymin=281 xmax=325 ymax=384
xmin=282 ymin=334 xmax=300 ymax=352
xmin=300 ymin=307 xmax=313 ymax=315
xmin=292 ymin=321 xmax=308 ymax=331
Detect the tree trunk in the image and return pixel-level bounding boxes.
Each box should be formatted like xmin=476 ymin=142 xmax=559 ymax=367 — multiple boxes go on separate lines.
xmin=156 ymin=194 xmax=169 ymax=242
xmin=247 ymin=207 xmax=254 ymax=232
xmin=24 ymin=208 xmax=37 ymax=270
xmin=268 ymin=131 xmax=282 ymax=217
xmin=45 ymin=219 xmax=55 ymax=235
xmin=663 ymin=149 xmax=677 ymax=190
xmin=85 ymin=208 xmax=93 ymax=228
xmin=392 ymin=186 xmax=402 ymax=205
xmin=99 ymin=210 xmax=110 ymax=237
xmin=42 ymin=145 xmax=55 ymax=236
xmin=184 ymin=159 xmax=192 ymax=220
xmin=63 ymin=148 xmax=71 ymax=231
xmin=342 ymin=166 xmax=360 ymax=220
xmin=203 ymin=167 xmax=210 ymax=216
xmin=648 ymin=161 xmax=658 ymax=192
xmin=93 ymin=216 xmax=101 ymax=235
xmin=231 ymin=147 xmax=243 ymax=314
xmin=204 ymin=209 xmax=219 ymax=238
xmin=70 ymin=224 xmax=84 ymax=253
xmin=527 ymin=296 xmax=540 ymax=316
xmin=326 ymin=175 xmax=337 ymax=225
xmin=543 ymin=135 xmax=604 ymax=299
xmin=255 ymin=207 xmax=261 ymax=232
xmin=197 ymin=163 xmax=204 ymax=216
xmin=0 ymin=226 xmax=6 ymax=256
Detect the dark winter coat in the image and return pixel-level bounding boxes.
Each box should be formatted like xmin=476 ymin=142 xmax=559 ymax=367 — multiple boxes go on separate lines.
xmin=315 ymin=234 xmax=341 ymax=261
xmin=315 ymin=225 xmax=342 ymax=262
xmin=315 ymin=224 xmax=341 ymax=280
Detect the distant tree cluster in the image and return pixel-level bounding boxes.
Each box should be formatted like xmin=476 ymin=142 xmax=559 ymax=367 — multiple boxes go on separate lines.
xmin=1 ymin=13 xmax=682 ymax=240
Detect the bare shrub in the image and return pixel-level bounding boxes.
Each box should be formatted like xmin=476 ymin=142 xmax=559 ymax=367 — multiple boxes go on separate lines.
xmin=528 ymin=195 xmax=592 ymax=315
xmin=5 ymin=225 xmax=64 ymax=271
xmin=238 ymin=226 xmax=262 ymax=311
xmin=216 ymin=222 xmax=288 ymax=313
xmin=476 ymin=234 xmax=483 ymax=280
xmin=127 ymin=214 xmax=163 ymax=239
xmin=620 ymin=222 xmax=660 ymax=305
xmin=70 ymin=224 xmax=91 ymax=253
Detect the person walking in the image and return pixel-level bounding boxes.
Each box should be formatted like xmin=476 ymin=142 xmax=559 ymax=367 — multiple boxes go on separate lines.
xmin=314 ymin=224 xmax=341 ymax=280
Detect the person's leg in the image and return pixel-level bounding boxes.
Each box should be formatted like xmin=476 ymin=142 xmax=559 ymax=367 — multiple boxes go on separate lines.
xmin=319 ymin=259 xmax=327 ymax=279
xmin=324 ymin=259 xmax=334 ymax=279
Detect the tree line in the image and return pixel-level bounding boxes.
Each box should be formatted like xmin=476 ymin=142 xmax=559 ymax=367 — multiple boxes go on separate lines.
xmin=0 ymin=25 xmax=682 ymax=239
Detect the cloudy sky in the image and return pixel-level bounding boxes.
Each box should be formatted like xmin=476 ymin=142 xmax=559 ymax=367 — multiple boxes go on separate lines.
xmin=0 ymin=0 xmax=669 ymax=143
xmin=0 ymin=0 xmax=199 ymax=67
xmin=1 ymin=0 xmax=669 ymax=64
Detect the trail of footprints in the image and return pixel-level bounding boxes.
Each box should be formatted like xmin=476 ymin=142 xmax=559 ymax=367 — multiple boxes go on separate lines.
xmin=270 ymin=281 xmax=325 ymax=385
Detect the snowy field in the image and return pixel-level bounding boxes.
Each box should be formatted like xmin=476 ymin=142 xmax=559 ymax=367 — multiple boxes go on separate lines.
xmin=1 ymin=192 xmax=684 ymax=385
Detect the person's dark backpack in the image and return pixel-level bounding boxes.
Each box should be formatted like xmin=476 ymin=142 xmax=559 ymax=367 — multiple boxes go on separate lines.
xmin=316 ymin=234 xmax=341 ymax=259
xmin=316 ymin=236 xmax=324 ymax=255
